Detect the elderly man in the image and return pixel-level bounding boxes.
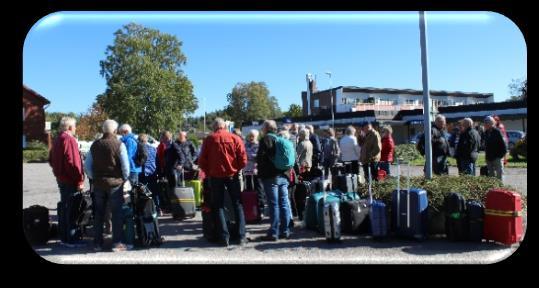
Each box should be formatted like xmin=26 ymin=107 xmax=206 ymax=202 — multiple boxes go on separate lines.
xmin=85 ymin=120 xmax=130 ymax=252
xmin=119 ymin=124 xmax=142 ymax=185
xmin=288 ymin=123 xmax=300 ymax=150
xmin=49 ymin=116 xmax=85 ymax=247
xmin=256 ymin=120 xmax=294 ymax=241
xmin=165 ymin=131 xmax=198 ymax=188
xmin=138 ymin=133 xmax=160 ymax=213
xmin=198 ymin=118 xmax=248 ymax=247
xmin=156 ymin=131 xmax=173 ymax=177
xmin=455 ymin=118 xmax=481 ymax=175
xmin=484 ymin=116 xmax=507 ymax=180
xmin=359 ymin=122 xmax=382 ymax=182
xmin=305 ymin=125 xmax=322 ymax=169
xmin=417 ymin=114 xmax=450 ymax=175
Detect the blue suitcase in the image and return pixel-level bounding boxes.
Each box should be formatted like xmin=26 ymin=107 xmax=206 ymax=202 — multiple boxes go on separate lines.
xmin=391 ymin=162 xmax=428 ymax=241
xmin=366 ymin=166 xmax=388 ymax=239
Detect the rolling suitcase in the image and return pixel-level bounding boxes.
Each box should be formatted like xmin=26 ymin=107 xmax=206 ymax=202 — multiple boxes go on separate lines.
xmin=317 ymin=192 xmax=341 ymax=234
xmin=304 ymin=191 xmax=327 ymax=230
xmin=295 ymin=181 xmax=313 ymax=222
xmin=391 ymin=161 xmax=428 ymax=241
xmin=333 ymin=174 xmax=358 ymax=193
xmin=169 ymin=170 xmax=196 ymax=220
xmin=185 ymin=179 xmax=203 ymax=208
xmin=444 ymin=192 xmax=468 ymax=241
xmin=340 ymin=199 xmax=369 ymax=234
xmin=367 ymin=166 xmax=388 ymax=239
xmin=133 ymin=184 xmax=163 ymax=247
xmin=156 ymin=177 xmax=171 ymax=212
xmin=323 ymin=198 xmax=341 ymax=242
xmin=23 ymin=205 xmax=50 ymax=245
xmin=484 ymin=189 xmax=523 ymax=245
xmin=466 ymin=200 xmax=484 ymax=242
xmin=242 ymin=175 xmax=261 ymax=224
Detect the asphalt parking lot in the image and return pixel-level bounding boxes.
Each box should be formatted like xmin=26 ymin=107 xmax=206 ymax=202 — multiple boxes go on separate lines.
xmin=23 ymin=163 xmax=527 ymax=264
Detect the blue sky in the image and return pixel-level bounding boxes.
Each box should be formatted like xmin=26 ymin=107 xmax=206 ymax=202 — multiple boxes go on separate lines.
xmin=23 ymin=12 xmax=526 ymax=117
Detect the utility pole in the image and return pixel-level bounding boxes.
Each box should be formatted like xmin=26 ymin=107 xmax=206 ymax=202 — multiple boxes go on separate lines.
xmin=325 ymin=71 xmax=334 ymax=129
xmin=419 ymin=11 xmax=433 ymax=179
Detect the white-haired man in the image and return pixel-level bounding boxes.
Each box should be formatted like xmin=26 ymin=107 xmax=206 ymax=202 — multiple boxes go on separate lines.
xmin=198 ymin=118 xmax=248 ymax=247
xmin=484 ymin=116 xmax=507 ymax=180
xmin=455 ymin=118 xmax=481 ymax=175
xmin=49 ymin=116 xmax=85 ymax=248
xmin=85 ymin=119 xmax=131 ymax=252
xmin=417 ymin=114 xmax=450 ymax=175
xmin=305 ymin=125 xmax=322 ymax=169
xmin=119 ymin=124 xmax=142 ymax=185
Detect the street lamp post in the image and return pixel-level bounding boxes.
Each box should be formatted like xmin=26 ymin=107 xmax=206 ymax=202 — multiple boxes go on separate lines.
xmin=203 ymin=96 xmax=206 ymax=134
xmin=419 ymin=11 xmax=433 ymax=179
xmin=325 ymin=71 xmax=334 ymax=129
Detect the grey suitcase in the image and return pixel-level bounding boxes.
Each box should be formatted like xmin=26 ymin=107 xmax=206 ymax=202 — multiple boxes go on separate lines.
xmin=170 ymin=170 xmax=196 ymax=220
xmin=323 ymin=192 xmax=341 ymax=243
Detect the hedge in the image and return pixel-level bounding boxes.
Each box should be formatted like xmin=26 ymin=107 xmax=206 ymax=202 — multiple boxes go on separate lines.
xmin=23 ymin=149 xmax=49 ymax=163
xmin=357 ymin=175 xmax=527 ymax=212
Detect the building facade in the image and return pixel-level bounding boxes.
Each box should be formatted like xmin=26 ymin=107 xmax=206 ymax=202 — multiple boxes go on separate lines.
xmin=23 ymin=85 xmax=50 ymax=147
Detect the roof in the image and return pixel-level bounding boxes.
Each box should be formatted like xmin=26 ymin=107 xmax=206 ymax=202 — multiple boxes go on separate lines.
xmin=305 ymin=86 xmax=493 ymax=98
xmin=23 ymin=85 xmax=50 ymax=105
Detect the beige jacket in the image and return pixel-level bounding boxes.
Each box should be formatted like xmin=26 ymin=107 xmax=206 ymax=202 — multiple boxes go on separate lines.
xmin=360 ymin=129 xmax=382 ymax=164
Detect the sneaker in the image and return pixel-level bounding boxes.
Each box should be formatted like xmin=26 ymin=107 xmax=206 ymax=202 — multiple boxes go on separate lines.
xmin=259 ymin=235 xmax=278 ymax=242
xmin=112 ymin=243 xmax=127 ymax=252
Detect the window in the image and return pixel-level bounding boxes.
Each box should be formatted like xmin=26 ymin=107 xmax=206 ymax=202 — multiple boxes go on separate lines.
xmin=406 ymin=99 xmax=416 ymax=105
xmin=314 ymin=99 xmax=320 ymax=108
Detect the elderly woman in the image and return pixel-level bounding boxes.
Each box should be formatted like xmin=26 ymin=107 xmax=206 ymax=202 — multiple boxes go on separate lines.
xmin=296 ymin=128 xmax=313 ymax=173
xmin=339 ymin=125 xmax=361 ymax=175
xmin=379 ymin=125 xmax=395 ymax=175
xmin=244 ymin=129 xmax=266 ymax=214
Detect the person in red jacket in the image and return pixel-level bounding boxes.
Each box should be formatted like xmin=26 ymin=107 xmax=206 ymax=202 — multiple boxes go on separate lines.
xmin=156 ymin=130 xmax=172 ymax=177
xmin=198 ymin=118 xmax=248 ymax=247
xmin=379 ymin=125 xmax=395 ymax=176
xmin=48 ymin=116 xmax=85 ymax=247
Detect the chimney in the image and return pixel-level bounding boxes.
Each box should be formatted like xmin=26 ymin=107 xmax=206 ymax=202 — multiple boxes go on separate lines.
xmin=306 ymin=73 xmax=313 ymax=116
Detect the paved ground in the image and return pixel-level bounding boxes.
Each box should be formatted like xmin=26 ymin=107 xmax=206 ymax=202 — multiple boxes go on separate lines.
xmin=23 ymin=163 xmax=527 ymax=264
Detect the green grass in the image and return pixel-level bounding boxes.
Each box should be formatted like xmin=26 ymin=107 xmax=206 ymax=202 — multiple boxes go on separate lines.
xmin=407 ymin=152 xmax=526 ymax=168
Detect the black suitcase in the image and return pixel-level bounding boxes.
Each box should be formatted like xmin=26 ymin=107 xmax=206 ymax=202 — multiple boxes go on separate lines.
xmin=157 ymin=177 xmax=171 ymax=212
xmin=466 ymin=200 xmax=484 ymax=242
xmin=57 ymin=190 xmax=93 ymax=243
xmin=333 ymin=174 xmax=358 ymax=193
xmin=444 ymin=192 xmax=468 ymax=241
xmin=23 ymin=205 xmax=50 ymax=245
xmin=340 ymin=199 xmax=369 ymax=234
xmin=293 ymin=181 xmax=312 ymax=221
xmin=133 ymin=184 xmax=163 ymax=247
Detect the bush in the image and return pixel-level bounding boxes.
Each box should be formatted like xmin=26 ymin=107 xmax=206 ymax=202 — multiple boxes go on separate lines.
xmin=23 ymin=149 xmax=49 ymax=163
xmin=394 ymin=144 xmax=423 ymax=163
xmin=24 ymin=140 xmax=48 ymax=151
xmin=358 ymin=175 xmax=527 ymax=211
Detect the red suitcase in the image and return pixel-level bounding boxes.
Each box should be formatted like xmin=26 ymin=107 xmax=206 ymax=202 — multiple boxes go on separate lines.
xmin=484 ymin=189 xmax=523 ymax=245
xmin=242 ymin=176 xmax=261 ymax=224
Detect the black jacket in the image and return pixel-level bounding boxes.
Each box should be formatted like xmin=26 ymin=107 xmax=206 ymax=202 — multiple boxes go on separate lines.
xmin=417 ymin=124 xmax=449 ymax=158
xmin=456 ymin=127 xmax=481 ymax=161
xmin=165 ymin=140 xmax=197 ymax=175
xmin=256 ymin=133 xmax=290 ymax=180
xmin=484 ymin=127 xmax=507 ymax=161
xmin=309 ymin=133 xmax=322 ymax=164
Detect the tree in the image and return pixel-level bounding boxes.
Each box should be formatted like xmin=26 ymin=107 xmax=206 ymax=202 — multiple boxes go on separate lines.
xmin=283 ymin=103 xmax=303 ymax=118
xmin=507 ymin=78 xmax=527 ymax=101
xmin=98 ymin=23 xmax=197 ymax=137
xmin=226 ymin=81 xmax=281 ymax=126
xmin=76 ymin=101 xmax=109 ymax=141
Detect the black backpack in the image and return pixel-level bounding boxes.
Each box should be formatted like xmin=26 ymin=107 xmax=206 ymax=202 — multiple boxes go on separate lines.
xmin=135 ymin=142 xmax=148 ymax=167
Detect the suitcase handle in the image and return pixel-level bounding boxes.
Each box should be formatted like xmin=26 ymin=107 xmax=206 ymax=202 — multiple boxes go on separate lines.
xmin=396 ymin=158 xmax=400 ymax=228
xmin=406 ymin=161 xmax=410 ymax=228
xmin=367 ymin=165 xmax=373 ymax=205
xmin=175 ymin=169 xmax=185 ymax=187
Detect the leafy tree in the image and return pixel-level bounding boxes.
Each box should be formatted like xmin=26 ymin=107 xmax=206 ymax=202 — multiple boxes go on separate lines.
xmin=226 ymin=81 xmax=281 ymax=126
xmin=508 ymin=78 xmax=527 ymax=101
xmin=76 ymin=101 xmax=109 ymax=141
xmin=284 ymin=103 xmax=303 ymax=118
xmin=98 ymin=23 xmax=197 ymax=137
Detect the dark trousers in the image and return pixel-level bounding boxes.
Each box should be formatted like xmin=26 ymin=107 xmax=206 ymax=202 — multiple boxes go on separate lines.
xmin=344 ymin=160 xmax=360 ymax=175
xmin=93 ymin=184 xmax=124 ymax=246
xmin=363 ymin=161 xmax=379 ymax=182
xmin=458 ymin=158 xmax=476 ymax=176
xmin=139 ymin=173 xmax=160 ymax=211
xmin=209 ymin=176 xmax=246 ymax=242
xmin=244 ymin=174 xmax=266 ymax=210
xmin=57 ymin=182 xmax=78 ymax=243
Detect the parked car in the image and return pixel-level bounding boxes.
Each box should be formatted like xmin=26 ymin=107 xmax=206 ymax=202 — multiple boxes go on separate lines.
xmin=506 ymin=130 xmax=525 ymax=150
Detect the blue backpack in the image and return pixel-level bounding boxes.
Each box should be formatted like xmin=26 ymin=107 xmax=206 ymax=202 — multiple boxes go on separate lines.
xmin=267 ymin=133 xmax=296 ymax=170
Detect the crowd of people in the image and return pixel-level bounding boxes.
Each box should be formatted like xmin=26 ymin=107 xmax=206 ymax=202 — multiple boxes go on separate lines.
xmin=47 ymin=112 xmax=510 ymax=251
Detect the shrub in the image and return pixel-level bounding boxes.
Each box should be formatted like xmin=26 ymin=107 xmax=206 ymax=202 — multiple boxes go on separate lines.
xmin=510 ymin=136 xmax=527 ymax=160
xmin=24 ymin=140 xmax=48 ymax=151
xmin=394 ymin=144 xmax=423 ymax=163
xmin=358 ymin=175 xmax=527 ymax=211
xmin=23 ymin=149 xmax=49 ymax=163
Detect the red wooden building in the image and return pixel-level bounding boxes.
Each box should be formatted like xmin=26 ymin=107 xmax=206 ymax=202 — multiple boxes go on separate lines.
xmin=23 ymin=85 xmax=50 ymax=147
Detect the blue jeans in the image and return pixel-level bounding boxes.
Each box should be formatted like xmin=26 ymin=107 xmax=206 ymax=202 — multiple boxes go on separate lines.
xmin=263 ymin=176 xmax=292 ymax=238
xmin=57 ymin=182 xmax=79 ymax=243
xmin=93 ymin=184 xmax=124 ymax=246
xmin=209 ymin=176 xmax=246 ymax=242
xmin=379 ymin=161 xmax=391 ymax=176
xmin=459 ymin=159 xmax=476 ymax=176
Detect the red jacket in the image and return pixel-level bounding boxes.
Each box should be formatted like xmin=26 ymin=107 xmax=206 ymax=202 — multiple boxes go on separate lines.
xmin=49 ymin=131 xmax=84 ymax=187
xmin=380 ymin=135 xmax=395 ymax=163
xmin=156 ymin=142 xmax=168 ymax=174
xmin=198 ymin=128 xmax=247 ymax=178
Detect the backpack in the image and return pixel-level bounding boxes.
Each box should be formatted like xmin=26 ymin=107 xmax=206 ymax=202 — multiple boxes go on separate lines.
xmin=135 ymin=141 xmax=148 ymax=167
xmin=268 ymin=133 xmax=295 ymax=170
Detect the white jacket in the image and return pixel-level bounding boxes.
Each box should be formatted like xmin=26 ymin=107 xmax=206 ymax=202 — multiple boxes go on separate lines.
xmin=339 ymin=135 xmax=361 ymax=162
